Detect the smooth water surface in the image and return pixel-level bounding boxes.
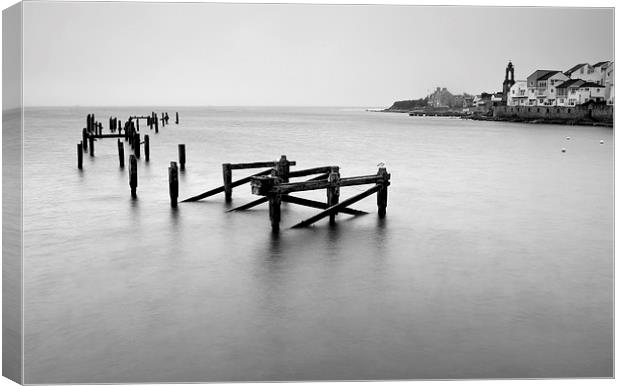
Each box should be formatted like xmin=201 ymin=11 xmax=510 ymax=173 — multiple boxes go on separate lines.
xmin=21 ymin=107 xmax=613 ymax=382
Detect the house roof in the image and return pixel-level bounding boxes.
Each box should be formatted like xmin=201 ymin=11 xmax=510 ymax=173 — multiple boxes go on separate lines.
xmin=593 ymin=61 xmax=610 ymax=68
xmin=538 ymin=71 xmax=562 ymax=81
xmin=556 ymin=79 xmax=585 ymax=88
xmin=565 ymin=63 xmax=587 ymax=75
xmin=579 ymin=82 xmax=605 ymax=88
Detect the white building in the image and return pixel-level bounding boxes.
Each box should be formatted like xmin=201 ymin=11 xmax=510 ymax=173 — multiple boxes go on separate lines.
xmin=526 ymin=70 xmax=569 ymax=106
xmin=508 ymin=80 xmax=527 ymax=106
xmin=556 ymin=79 xmax=606 ymax=106
xmin=564 ymin=62 xmax=609 ymax=85
xmin=575 ymin=82 xmax=606 ymax=104
xmin=603 ymin=62 xmax=614 ymax=105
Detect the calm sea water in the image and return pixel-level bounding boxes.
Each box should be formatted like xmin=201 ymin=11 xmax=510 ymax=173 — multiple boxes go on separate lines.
xmin=20 ymin=107 xmax=613 ymax=383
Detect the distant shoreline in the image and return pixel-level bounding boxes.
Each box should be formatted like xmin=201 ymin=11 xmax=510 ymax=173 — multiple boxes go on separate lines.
xmin=377 ymin=109 xmax=613 ymax=128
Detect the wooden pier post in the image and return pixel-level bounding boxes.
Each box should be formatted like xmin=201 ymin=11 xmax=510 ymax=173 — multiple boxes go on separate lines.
xmin=88 ymin=136 xmax=94 ymax=156
xmin=134 ymin=133 xmax=141 ymax=159
xmin=222 ymin=163 xmax=232 ymax=202
xmin=269 ymin=193 xmax=281 ymax=232
xmin=77 ymin=143 xmax=83 ymax=169
xmin=169 ymin=161 xmax=179 ymax=207
xmin=154 ymin=114 xmax=159 ymax=133
xmin=178 ymin=144 xmax=186 ymax=170
xmin=117 ymin=140 xmax=125 ymax=168
xmin=82 ymin=128 xmax=88 ymax=151
xmin=276 ymin=155 xmax=290 ymax=182
xmin=136 ymin=118 xmax=139 ymax=131
xmin=327 ymin=167 xmax=340 ymax=224
xmin=175 ymin=111 xmax=179 ymax=124
xmin=129 ymin=155 xmax=138 ymax=198
xmin=144 ymin=135 xmax=150 ymax=162
xmin=377 ymin=167 xmax=389 ymax=218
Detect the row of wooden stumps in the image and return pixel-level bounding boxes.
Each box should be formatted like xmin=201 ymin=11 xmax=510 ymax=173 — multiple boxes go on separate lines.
xmin=77 ymin=111 xmax=180 ymax=168
xmin=181 ymin=155 xmax=390 ymax=232
xmin=78 ymin=112 xmax=185 ymax=202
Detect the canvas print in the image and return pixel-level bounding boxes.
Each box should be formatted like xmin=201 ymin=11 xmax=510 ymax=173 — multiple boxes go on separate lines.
xmin=2 ymin=1 xmax=614 ymax=384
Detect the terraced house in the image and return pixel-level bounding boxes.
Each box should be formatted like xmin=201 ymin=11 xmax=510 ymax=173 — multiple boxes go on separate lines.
xmin=511 ymin=61 xmax=613 ymax=107
xmin=526 ymin=70 xmax=568 ymax=106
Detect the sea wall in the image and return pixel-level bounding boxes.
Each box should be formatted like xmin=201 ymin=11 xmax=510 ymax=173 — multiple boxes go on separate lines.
xmin=494 ymin=104 xmax=613 ymax=122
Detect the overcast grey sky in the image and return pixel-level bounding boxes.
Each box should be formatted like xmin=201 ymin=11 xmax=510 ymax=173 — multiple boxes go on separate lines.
xmin=20 ymin=2 xmax=613 ymax=107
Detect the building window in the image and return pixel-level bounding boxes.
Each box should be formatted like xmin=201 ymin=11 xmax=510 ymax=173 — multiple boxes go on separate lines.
xmin=537 ymin=108 xmax=540 ymax=112
xmin=580 ymin=68 xmax=584 ymax=74
xmin=568 ymin=109 xmax=571 ymax=113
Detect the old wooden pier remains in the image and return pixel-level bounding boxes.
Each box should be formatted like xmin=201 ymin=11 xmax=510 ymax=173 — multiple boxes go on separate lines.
xmin=77 ymin=111 xmax=182 ymax=198
xmin=182 ymin=155 xmax=391 ymax=232
xmin=76 ymin=113 xmax=391 ymax=232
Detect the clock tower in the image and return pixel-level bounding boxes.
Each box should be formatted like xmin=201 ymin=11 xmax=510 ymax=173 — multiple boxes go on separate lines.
xmin=502 ymin=61 xmax=515 ymax=104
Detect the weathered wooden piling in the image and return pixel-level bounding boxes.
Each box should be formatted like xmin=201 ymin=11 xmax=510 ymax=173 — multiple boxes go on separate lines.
xmin=275 ymin=155 xmax=291 ymax=182
xmin=377 ymin=167 xmax=389 ymax=218
xmin=154 ymin=114 xmax=159 ymax=133
xmin=144 ymin=135 xmax=150 ymax=162
xmin=117 ymin=140 xmax=125 ymax=168
xmin=222 ymin=163 xmax=233 ymax=202
xmin=82 ymin=128 xmax=88 ymax=151
xmin=129 ymin=155 xmax=138 ymax=198
xmin=169 ymin=161 xmax=179 ymax=207
xmin=269 ymin=193 xmax=281 ymax=232
xmin=88 ymin=136 xmax=95 ymax=156
xmin=327 ymin=167 xmax=340 ymax=224
xmin=77 ymin=143 xmax=83 ymax=169
xmin=136 ymin=119 xmax=139 ymax=131
xmin=134 ymin=133 xmax=141 ymax=159
xmin=175 ymin=112 xmax=179 ymax=124
xmin=178 ymin=144 xmax=186 ymax=170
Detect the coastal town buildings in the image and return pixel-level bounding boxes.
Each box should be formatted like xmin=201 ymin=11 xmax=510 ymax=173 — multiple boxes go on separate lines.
xmin=507 ymin=80 xmax=527 ymax=106
xmin=526 ymin=70 xmax=569 ymax=106
xmin=603 ymin=62 xmax=614 ymax=105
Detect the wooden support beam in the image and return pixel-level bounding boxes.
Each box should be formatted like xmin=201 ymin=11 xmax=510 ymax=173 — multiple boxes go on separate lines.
xmin=181 ymin=168 xmax=273 ymax=203
xmin=134 ymin=133 xmax=141 ymax=159
xmin=288 ymin=166 xmax=334 ymax=178
xmin=269 ymin=194 xmax=281 ymax=232
xmin=275 ymin=155 xmax=290 ymax=183
xmin=376 ymin=167 xmax=389 ymax=218
xmin=227 ymin=196 xmax=269 ymax=212
xmin=291 ymin=185 xmax=382 ymax=229
xmin=129 ymin=155 xmax=138 ymax=198
xmin=144 ymin=135 xmax=150 ymax=162
xmin=257 ymin=174 xmax=383 ymax=195
xmin=229 ymin=160 xmax=296 ymax=170
xmin=222 ymin=163 xmax=233 ymax=201
xmin=229 ymin=171 xmax=330 ymax=213
xmin=77 ymin=143 xmax=83 ymax=169
xmin=281 ymin=195 xmax=367 ymax=216
xmin=306 ymin=172 xmax=330 ymax=181
xmin=178 ymin=144 xmax=186 ymax=170
xmin=327 ymin=168 xmax=340 ymax=224
xmin=82 ymin=128 xmax=88 ymax=151
xmin=117 ymin=140 xmax=125 ymax=168
xmin=88 ymin=136 xmax=95 ymax=156
xmin=169 ymin=162 xmax=179 ymax=207
xmin=175 ymin=112 xmax=179 ymax=124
